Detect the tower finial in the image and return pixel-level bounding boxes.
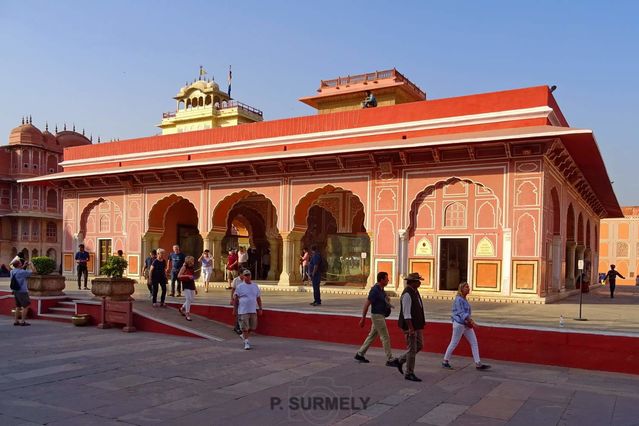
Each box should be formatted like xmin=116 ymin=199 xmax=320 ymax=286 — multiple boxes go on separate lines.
xmin=21 ymin=117 xmax=24 ymax=125
xmin=29 ymin=115 xmax=32 ymax=124
xmin=63 ymin=123 xmax=67 ymax=131
xmin=72 ymin=123 xmax=75 ymax=132
xmin=82 ymin=128 xmax=85 ymax=136
xmin=45 ymin=122 xmax=49 ymax=131
xmin=55 ymin=124 xmax=58 ymax=133
xmin=97 ymin=136 xmax=101 ymax=143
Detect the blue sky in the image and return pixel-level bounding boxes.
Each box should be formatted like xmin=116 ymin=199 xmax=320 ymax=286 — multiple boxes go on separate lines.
xmin=1 ymin=0 xmax=637 ymax=204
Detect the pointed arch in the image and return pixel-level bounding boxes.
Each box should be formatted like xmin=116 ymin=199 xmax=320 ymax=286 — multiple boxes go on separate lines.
xmin=293 ymin=185 xmax=365 ymax=231
xmin=577 ymin=213 xmax=584 ymax=245
xmin=444 ymin=201 xmax=466 ymax=228
xmin=476 ymin=201 xmax=496 ymax=229
xmin=212 ymin=190 xmax=279 ymax=232
xmin=515 ymin=213 xmax=537 ymax=257
xmin=376 ymin=217 xmax=396 ymax=255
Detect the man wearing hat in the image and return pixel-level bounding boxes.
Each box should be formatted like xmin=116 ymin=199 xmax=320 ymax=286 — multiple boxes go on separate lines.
xmin=233 ymin=269 xmax=263 ymax=350
xmin=396 ymin=272 xmax=426 ymax=382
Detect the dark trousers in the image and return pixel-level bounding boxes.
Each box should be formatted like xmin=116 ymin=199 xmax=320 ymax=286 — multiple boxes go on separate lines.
xmin=170 ymin=270 xmax=181 ymax=295
xmin=77 ymin=264 xmax=88 ymax=289
xmin=312 ymin=273 xmax=321 ymax=304
xmin=262 ymin=265 xmax=270 ymax=280
xmin=610 ymin=281 xmax=616 ymax=298
xmin=152 ymin=280 xmax=167 ymax=304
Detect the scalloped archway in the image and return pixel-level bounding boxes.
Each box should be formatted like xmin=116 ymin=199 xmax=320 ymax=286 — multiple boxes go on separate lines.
xmin=293 ymin=185 xmax=369 ymax=285
xmin=146 ymin=194 xmax=202 ymax=258
xmin=211 ymin=191 xmax=281 ymax=280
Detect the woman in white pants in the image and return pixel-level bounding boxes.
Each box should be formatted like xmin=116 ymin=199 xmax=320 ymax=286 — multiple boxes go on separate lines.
xmin=198 ymin=250 xmax=213 ymax=292
xmin=178 ymin=256 xmax=197 ymax=321
xmin=442 ymin=282 xmax=490 ymax=370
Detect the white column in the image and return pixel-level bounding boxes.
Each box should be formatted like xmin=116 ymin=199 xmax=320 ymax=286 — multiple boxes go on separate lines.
xmin=278 ymin=232 xmax=293 ymax=286
xmin=366 ymin=231 xmax=375 ymax=289
xmin=501 ymin=228 xmax=512 ymax=296
xmin=565 ymin=241 xmax=576 ymax=289
xmin=552 ymin=236 xmax=562 ymax=291
xmin=398 ymin=228 xmax=408 ymax=281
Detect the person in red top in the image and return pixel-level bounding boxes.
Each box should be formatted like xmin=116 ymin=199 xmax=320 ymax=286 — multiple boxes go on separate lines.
xmin=226 ymin=249 xmax=239 ymax=290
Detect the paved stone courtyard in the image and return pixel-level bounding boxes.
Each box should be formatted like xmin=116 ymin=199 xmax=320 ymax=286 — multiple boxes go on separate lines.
xmin=1 ymin=318 xmax=638 ymax=425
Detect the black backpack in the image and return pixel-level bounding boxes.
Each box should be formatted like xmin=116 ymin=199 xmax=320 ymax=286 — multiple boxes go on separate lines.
xmin=10 ymin=274 xmax=20 ymax=291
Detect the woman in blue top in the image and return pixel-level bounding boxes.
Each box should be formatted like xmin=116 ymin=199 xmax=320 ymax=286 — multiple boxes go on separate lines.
xmin=442 ymin=282 xmax=490 ymax=370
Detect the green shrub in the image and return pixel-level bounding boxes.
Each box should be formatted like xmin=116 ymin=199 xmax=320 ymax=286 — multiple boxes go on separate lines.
xmin=31 ymin=256 xmax=57 ymax=275
xmin=100 ymin=256 xmax=128 ymax=278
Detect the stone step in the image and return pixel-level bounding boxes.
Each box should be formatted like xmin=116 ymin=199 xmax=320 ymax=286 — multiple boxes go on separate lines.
xmin=38 ymin=313 xmax=73 ymax=321
xmin=49 ymin=307 xmax=75 ymax=314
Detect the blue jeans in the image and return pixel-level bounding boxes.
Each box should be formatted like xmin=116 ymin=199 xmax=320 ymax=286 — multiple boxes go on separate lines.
xmin=171 ymin=270 xmax=181 ymax=294
xmin=312 ymin=273 xmax=321 ymax=304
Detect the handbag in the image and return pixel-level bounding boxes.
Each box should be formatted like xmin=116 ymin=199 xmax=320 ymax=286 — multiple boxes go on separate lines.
xmin=383 ymin=304 xmax=392 ymax=318
xmin=383 ymin=292 xmax=392 ymax=318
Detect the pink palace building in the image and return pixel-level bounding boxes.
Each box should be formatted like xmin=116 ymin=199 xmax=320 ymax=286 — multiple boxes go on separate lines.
xmin=23 ymin=69 xmax=622 ymax=302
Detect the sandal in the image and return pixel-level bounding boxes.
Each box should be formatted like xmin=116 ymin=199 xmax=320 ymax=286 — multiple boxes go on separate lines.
xmin=179 ymin=307 xmax=185 ymax=316
xmin=13 ymin=321 xmax=20 ymax=326
xmin=20 ymin=322 xmax=31 ymax=326
xmin=185 ymin=315 xmax=192 ymax=321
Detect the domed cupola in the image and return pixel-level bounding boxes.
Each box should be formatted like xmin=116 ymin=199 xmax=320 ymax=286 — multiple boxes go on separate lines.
xmin=8 ymin=117 xmax=44 ymax=147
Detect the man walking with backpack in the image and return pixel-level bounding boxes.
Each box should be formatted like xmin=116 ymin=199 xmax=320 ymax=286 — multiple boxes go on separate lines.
xmin=354 ymin=271 xmax=401 ymax=369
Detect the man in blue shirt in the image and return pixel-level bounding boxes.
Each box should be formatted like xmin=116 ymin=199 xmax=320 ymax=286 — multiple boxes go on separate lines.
xmin=362 ymin=90 xmax=377 ymax=108
xmin=75 ymin=244 xmax=90 ymax=290
xmin=10 ymin=259 xmax=34 ymax=326
xmin=169 ymin=245 xmax=186 ymax=297
xmin=354 ymin=271 xmax=401 ymax=368
xmin=309 ymin=245 xmax=322 ymax=306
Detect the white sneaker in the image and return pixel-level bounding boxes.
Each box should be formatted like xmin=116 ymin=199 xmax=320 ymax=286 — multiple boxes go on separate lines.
xmin=244 ymin=341 xmax=251 ymax=350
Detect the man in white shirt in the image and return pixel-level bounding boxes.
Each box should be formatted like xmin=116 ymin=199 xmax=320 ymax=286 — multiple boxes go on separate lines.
xmin=230 ymin=272 xmax=245 ymax=335
xmin=238 ymin=247 xmax=249 ymax=270
xmin=233 ymin=269 xmax=263 ymax=350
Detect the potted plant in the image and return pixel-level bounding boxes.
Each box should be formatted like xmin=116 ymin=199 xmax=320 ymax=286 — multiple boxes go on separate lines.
xmin=27 ymin=256 xmax=66 ymax=296
xmin=91 ymin=255 xmax=136 ymax=301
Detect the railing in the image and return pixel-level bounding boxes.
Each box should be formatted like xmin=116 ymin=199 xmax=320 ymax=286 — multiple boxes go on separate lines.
xmin=161 ymin=100 xmax=263 ymax=120
xmin=319 ymin=68 xmax=426 ymax=98
xmin=218 ymin=100 xmax=263 ymax=117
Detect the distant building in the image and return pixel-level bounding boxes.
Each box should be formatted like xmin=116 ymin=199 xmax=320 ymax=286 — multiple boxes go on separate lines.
xmin=599 ymin=206 xmax=639 ymax=285
xmin=22 ymin=68 xmax=622 ymax=302
xmin=0 ymin=119 xmax=91 ymax=267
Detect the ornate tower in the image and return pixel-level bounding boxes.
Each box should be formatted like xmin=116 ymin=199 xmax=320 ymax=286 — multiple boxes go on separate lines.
xmin=158 ymin=74 xmax=263 ymax=135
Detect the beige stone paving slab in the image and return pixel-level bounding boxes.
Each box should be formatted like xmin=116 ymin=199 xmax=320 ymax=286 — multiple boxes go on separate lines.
xmin=416 ymin=402 xmax=469 ymax=425
xmin=486 ymin=381 xmax=537 ymax=400
xmin=7 ymin=363 xmax=85 ymax=380
xmin=466 ymin=396 xmax=524 ymax=421
xmin=334 ymin=413 xmax=371 ymax=426
xmin=88 ymin=374 xmax=160 ymax=391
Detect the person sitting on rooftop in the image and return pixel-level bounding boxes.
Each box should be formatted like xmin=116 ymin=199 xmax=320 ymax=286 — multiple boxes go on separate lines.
xmin=362 ymin=91 xmax=377 ymax=108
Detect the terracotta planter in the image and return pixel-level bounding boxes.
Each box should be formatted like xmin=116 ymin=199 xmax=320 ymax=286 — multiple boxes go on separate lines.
xmin=91 ymin=277 xmax=136 ymax=301
xmin=27 ymin=274 xmax=66 ymax=296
